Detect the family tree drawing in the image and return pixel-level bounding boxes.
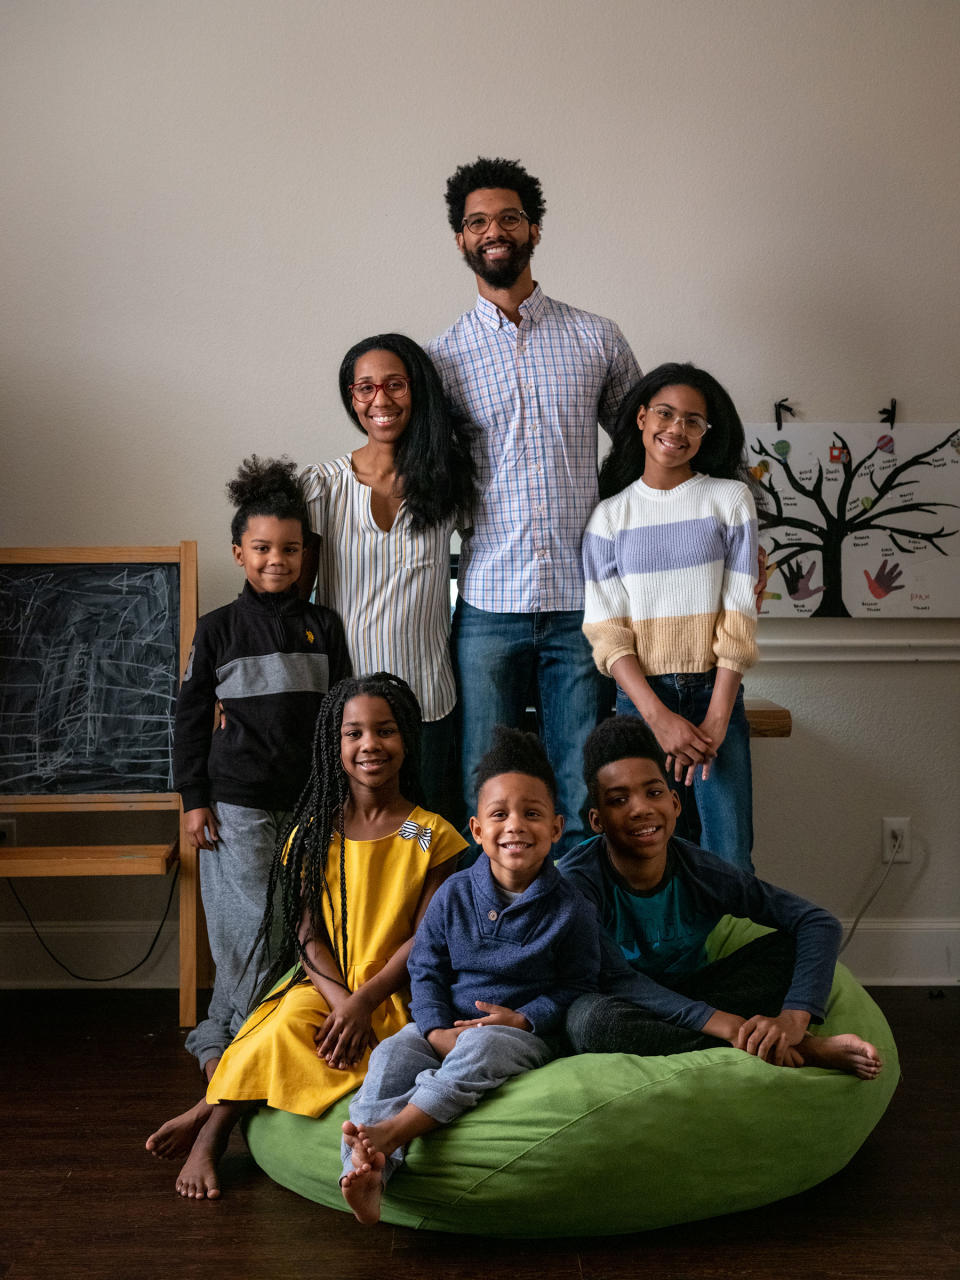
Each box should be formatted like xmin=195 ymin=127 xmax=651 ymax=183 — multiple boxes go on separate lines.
xmin=748 ymin=424 xmax=960 ymax=618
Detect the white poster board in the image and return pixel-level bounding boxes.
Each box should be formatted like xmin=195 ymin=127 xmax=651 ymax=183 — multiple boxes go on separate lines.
xmin=747 ymin=424 xmax=960 ymax=617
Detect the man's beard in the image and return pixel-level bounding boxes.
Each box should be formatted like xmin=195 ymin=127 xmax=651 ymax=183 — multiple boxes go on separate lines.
xmin=463 ymin=237 xmax=534 ymax=289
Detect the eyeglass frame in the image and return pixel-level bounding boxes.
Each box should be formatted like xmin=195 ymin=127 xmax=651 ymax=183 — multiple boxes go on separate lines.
xmin=348 ymin=377 xmax=412 ymax=403
xmin=644 ymin=403 xmax=712 ymax=438
xmin=460 ymin=208 xmax=530 ymax=236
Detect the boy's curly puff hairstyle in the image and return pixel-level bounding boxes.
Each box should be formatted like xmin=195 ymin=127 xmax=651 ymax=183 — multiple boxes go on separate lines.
xmin=444 ymin=156 xmax=546 ymax=234
xmin=583 ymin=716 xmax=669 ymax=807
xmin=473 ymin=724 xmax=557 ymax=807
xmin=226 ymin=455 xmax=310 ymax=545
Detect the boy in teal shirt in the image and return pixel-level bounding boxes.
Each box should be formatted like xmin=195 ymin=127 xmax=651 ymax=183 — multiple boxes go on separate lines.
xmin=559 ymin=716 xmax=882 ymax=1075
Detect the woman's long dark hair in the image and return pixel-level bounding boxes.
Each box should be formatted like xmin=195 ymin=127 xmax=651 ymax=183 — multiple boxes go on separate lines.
xmin=598 ymin=362 xmax=758 ymax=503
xmin=338 ymin=333 xmax=476 ymax=531
xmin=248 ymin=673 xmax=424 ymax=1010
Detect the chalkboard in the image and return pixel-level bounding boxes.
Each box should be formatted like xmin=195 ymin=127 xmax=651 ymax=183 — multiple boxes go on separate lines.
xmin=0 ymin=549 xmax=194 ymax=795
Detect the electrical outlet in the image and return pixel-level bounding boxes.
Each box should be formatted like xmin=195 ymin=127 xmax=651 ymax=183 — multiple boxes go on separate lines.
xmin=881 ymin=817 xmax=911 ymax=864
xmin=0 ymin=819 xmax=16 ymax=848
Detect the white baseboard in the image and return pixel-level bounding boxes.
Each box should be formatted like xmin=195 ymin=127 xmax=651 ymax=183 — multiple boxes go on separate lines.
xmin=1 ymin=917 xmax=958 ymax=989
xmin=836 ymin=918 xmax=960 ymax=986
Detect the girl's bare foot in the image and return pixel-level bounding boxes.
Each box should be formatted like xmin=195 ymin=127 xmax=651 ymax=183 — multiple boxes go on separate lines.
xmin=801 ymin=1032 xmax=883 ymax=1079
xmin=145 ymin=1098 xmax=213 ymax=1159
xmin=174 ymin=1111 xmax=233 ymax=1200
xmin=172 ymin=1103 xmax=244 ymax=1200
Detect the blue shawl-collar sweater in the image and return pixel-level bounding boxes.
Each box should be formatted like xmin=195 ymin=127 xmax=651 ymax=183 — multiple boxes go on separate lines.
xmin=408 ymin=854 xmax=601 ymax=1038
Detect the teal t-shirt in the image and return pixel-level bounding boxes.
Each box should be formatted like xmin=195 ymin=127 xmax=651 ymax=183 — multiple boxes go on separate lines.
xmin=564 ymin=838 xmax=712 ymax=979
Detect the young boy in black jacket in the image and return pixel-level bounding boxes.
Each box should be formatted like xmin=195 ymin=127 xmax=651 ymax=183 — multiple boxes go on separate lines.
xmin=171 ymin=457 xmax=350 ymax=1083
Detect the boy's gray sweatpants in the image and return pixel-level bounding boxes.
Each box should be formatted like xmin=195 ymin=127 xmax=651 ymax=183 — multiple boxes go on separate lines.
xmin=184 ymin=802 xmax=290 ymax=1071
xmin=340 ymin=1021 xmax=554 ymax=1185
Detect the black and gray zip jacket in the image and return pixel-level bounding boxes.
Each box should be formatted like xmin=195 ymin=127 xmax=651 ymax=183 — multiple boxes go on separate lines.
xmin=173 ymin=582 xmax=351 ymax=812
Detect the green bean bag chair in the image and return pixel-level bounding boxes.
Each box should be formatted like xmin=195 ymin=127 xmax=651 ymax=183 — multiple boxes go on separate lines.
xmin=243 ymin=917 xmax=898 ymax=1235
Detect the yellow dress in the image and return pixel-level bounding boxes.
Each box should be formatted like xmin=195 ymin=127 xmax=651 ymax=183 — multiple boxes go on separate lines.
xmin=206 ymin=806 xmax=465 ymax=1117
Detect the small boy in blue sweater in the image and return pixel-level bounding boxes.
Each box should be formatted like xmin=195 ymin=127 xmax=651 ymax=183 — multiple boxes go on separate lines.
xmin=560 ymin=715 xmax=883 ymax=1077
xmin=340 ymin=726 xmax=601 ymax=1224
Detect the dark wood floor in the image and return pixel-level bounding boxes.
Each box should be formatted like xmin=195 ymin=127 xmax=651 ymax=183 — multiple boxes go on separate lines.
xmin=1 ymin=986 xmax=957 ymax=1280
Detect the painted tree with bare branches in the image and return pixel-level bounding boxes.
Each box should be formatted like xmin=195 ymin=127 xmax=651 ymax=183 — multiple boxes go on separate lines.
xmin=751 ymin=429 xmax=959 ymax=616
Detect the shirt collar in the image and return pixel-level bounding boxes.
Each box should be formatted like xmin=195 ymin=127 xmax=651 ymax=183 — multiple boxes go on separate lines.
xmin=473 ymin=282 xmax=546 ymax=331
xmin=469 ymin=848 xmax=558 ymax=904
xmin=240 ymin=581 xmax=300 ymax=612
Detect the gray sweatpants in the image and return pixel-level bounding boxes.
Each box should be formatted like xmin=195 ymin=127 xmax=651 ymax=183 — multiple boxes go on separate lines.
xmin=340 ymin=1021 xmax=554 ymax=1185
xmin=184 ymin=801 xmax=290 ymax=1071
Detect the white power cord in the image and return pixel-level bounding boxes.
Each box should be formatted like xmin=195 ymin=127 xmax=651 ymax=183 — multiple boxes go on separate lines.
xmin=838 ymin=835 xmax=902 ymax=955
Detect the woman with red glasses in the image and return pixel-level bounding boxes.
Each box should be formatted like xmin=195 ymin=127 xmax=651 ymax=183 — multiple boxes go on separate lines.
xmin=300 ymin=334 xmax=475 ymax=818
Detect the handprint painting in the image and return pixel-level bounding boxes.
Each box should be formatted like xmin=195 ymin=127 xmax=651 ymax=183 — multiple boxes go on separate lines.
xmin=748 ymin=424 xmax=960 ymax=617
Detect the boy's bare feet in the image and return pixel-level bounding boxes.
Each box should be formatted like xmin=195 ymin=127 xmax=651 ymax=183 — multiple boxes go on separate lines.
xmin=174 ymin=1109 xmax=236 ymax=1200
xmin=145 ymin=1098 xmax=213 ymax=1159
xmin=342 ymin=1116 xmax=398 ymax=1159
xmin=800 ymin=1032 xmax=883 ymax=1079
xmin=341 ymin=1122 xmax=386 ymax=1224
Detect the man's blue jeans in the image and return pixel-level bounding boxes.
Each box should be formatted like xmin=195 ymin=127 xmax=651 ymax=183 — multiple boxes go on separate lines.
xmin=616 ymin=671 xmax=754 ymax=873
xmin=452 ymin=599 xmax=609 ymax=856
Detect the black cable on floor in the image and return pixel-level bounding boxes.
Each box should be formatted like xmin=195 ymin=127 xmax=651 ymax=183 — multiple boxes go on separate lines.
xmin=5 ymin=863 xmax=180 ymax=981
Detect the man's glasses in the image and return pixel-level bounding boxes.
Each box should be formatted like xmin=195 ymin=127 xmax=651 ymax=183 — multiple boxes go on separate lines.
xmin=460 ymin=209 xmax=529 ymax=236
xmin=349 ymin=377 xmax=411 ymax=403
xmin=648 ymin=404 xmax=711 ymax=437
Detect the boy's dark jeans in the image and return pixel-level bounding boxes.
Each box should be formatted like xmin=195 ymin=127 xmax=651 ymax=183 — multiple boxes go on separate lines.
xmin=567 ymin=932 xmax=798 ymax=1057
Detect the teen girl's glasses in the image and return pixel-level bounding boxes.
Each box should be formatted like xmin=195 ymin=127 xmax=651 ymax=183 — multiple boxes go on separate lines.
xmin=349 ymin=377 xmax=411 ymax=403
xmin=460 ymin=209 xmax=529 ymax=235
xmin=648 ymin=404 xmax=711 ymax=437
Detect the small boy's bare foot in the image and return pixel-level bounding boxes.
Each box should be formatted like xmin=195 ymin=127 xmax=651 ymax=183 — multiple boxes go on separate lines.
xmin=174 ymin=1114 xmax=230 ymax=1200
xmin=801 ymin=1032 xmax=883 ymax=1080
xmin=343 ymin=1117 xmax=394 ymax=1159
xmin=341 ymin=1150 xmax=386 ymax=1224
xmin=146 ymin=1098 xmax=213 ymax=1159
xmin=342 ymin=1121 xmax=380 ymax=1171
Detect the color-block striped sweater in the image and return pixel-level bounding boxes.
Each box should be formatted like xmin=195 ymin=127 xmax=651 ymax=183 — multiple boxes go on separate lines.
xmin=581 ymin=473 xmax=758 ymax=677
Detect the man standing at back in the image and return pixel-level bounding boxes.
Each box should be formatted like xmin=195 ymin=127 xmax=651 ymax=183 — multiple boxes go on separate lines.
xmin=428 ymin=156 xmax=641 ymax=852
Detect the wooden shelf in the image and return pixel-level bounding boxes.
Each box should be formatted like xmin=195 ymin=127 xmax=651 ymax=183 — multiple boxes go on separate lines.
xmin=1 ymin=841 xmax=178 ymax=877
xmin=745 ymin=699 xmax=792 ymax=738
xmin=0 ymin=793 xmax=181 ymax=812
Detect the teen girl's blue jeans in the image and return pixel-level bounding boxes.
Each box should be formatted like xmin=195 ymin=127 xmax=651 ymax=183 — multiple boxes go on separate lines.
xmin=616 ymin=671 xmax=754 ymax=873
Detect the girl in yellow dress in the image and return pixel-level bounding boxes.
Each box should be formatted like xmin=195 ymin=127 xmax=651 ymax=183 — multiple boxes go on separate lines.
xmin=146 ymin=672 xmax=465 ymax=1199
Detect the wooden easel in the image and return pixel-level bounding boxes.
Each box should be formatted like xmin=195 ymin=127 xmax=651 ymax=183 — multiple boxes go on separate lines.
xmin=0 ymin=544 xmax=209 ymax=1026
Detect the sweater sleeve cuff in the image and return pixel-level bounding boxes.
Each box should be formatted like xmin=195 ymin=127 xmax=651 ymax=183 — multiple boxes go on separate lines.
xmin=516 ymin=996 xmax=560 ymax=1036
xmin=601 ymin=644 xmax=642 ymax=677
xmin=413 ymin=1004 xmax=454 ymax=1037
xmin=714 ymin=658 xmax=747 ymax=675
xmin=180 ymin=787 xmax=210 ymax=812
xmin=781 ymin=995 xmax=827 ymax=1026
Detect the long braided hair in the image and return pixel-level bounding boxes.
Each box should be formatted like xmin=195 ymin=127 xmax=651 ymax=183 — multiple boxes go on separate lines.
xmin=255 ymin=673 xmax=424 ymax=1002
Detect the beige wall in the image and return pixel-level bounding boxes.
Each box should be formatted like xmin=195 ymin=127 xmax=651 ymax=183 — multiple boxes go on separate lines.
xmin=2 ymin=0 xmax=958 ymax=985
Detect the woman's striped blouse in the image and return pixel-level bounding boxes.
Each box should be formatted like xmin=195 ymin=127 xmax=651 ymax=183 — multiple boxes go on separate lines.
xmin=300 ymin=456 xmax=455 ymax=722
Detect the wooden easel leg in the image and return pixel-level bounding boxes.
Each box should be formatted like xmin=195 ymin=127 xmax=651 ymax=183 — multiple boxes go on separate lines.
xmin=178 ymin=842 xmax=199 ymax=1028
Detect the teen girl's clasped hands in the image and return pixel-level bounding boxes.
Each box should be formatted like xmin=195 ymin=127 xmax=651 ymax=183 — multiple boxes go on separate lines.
xmin=582 ymin=363 xmax=761 ymax=871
